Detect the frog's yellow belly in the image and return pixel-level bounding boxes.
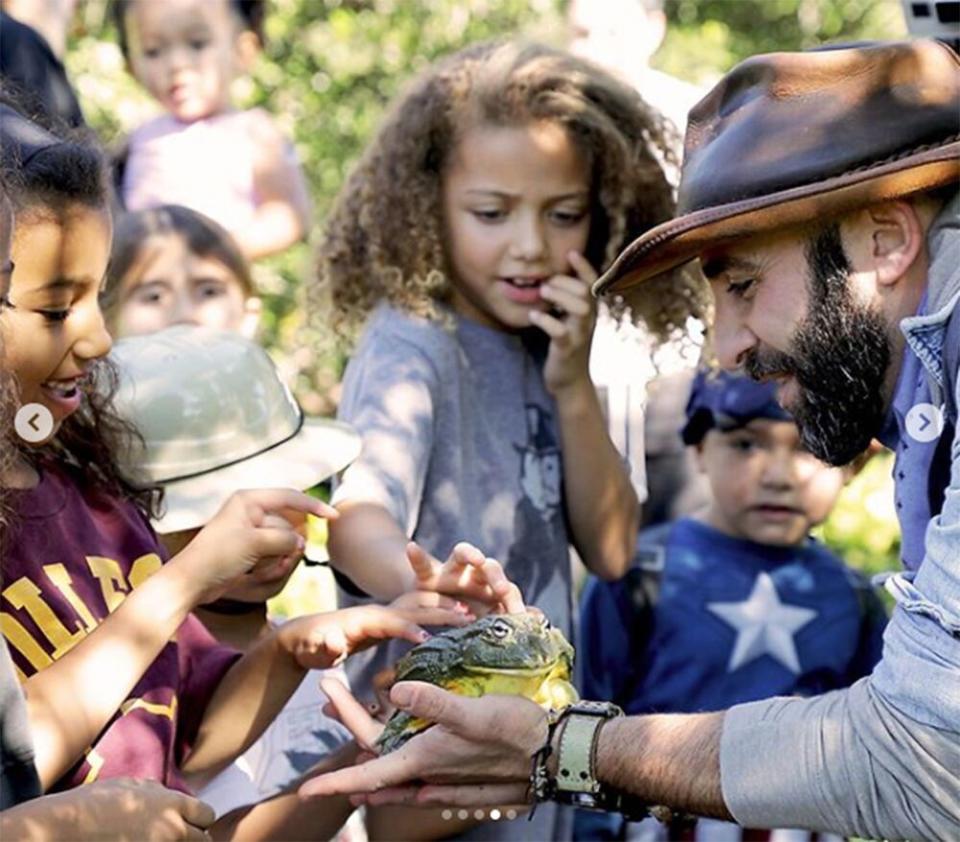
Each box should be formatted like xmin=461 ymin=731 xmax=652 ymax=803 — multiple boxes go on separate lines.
xmin=400 ymin=666 xmax=579 ymax=737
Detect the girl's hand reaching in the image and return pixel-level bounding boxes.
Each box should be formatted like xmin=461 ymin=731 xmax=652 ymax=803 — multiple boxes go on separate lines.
xmin=171 ymin=488 xmax=339 ymax=606
xmin=278 ymin=594 xmax=473 ymax=671
xmin=407 ymin=541 xmax=525 ymax=615
xmin=529 ymin=250 xmax=599 ymax=396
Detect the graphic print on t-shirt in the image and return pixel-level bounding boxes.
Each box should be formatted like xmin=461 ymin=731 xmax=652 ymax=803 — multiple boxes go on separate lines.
xmin=507 ymin=405 xmax=566 ymax=603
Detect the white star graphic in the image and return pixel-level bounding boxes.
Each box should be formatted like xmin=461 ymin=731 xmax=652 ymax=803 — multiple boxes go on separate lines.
xmin=707 ymin=572 xmax=817 ymax=674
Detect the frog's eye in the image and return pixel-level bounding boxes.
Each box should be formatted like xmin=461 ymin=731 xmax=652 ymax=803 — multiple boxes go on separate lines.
xmin=490 ymin=619 xmax=512 ymax=640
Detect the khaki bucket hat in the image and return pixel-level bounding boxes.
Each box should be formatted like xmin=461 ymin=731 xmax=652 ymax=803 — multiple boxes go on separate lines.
xmin=112 ymin=325 xmax=361 ymax=534
xmin=595 ymin=39 xmax=960 ymax=296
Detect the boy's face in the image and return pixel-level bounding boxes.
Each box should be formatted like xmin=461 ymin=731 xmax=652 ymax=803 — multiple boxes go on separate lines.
xmin=695 ymin=417 xmax=845 ymax=547
xmin=110 ymin=231 xmax=258 ymax=338
xmin=124 ymin=0 xmax=249 ymax=123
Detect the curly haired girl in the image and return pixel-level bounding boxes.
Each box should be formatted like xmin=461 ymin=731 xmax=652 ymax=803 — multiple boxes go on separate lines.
xmin=318 ymin=40 xmax=706 ymax=840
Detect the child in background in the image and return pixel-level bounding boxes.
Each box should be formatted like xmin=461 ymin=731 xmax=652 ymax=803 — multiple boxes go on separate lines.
xmin=576 ymin=370 xmax=887 ymax=841
xmin=103 ymin=204 xmax=261 ymax=338
xmin=114 ymin=0 xmax=311 ymax=260
xmin=317 ymin=40 xmax=707 ymax=842
xmin=0 ymin=101 xmax=481 ymax=840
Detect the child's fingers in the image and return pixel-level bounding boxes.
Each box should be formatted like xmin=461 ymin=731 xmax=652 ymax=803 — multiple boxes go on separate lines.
xmin=242 ymin=488 xmax=340 ymax=522
xmin=450 ymin=542 xmax=487 ymax=568
xmin=567 ymin=250 xmax=599 ymax=283
xmin=539 ymin=281 xmax=591 ymax=317
xmin=400 ymin=605 xmax=474 ymax=627
xmin=406 ymin=541 xmax=439 ymax=584
xmin=528 ymin=309 xmax=567 ymax=339
xmin=392 ymin=591 xmax=473 ymax=615
xmin=320 ymin=678 xmax=384 ymax=750
xmin=479 ymin=557 xmax=525 ymax=613
xmin=249 ymin=527 xmax=305 ymax=561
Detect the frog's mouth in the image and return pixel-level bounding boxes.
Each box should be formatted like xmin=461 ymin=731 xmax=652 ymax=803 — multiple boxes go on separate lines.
xmin=462 ymin=664 xmax=556 ymax=676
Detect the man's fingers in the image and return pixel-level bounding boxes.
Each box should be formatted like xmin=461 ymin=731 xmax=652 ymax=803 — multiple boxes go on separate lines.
xmin=389 ymin=682 xmax=476 ymax=734
xmin=299 ymin=751 xmax=417 ymax=798
xmin=416 ymin=784 xmax=531 ymax=808
xmin=320 ymin=678 xmax=383 ymax=749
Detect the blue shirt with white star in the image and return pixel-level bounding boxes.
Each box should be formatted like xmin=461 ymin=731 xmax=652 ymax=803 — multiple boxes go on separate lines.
xmin=579 ymin=518 xmax=887 ymax=716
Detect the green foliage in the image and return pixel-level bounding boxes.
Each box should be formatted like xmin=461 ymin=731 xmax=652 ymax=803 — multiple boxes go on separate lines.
xmin=657 ymin=0 xmax=905 ymax=85
xmin=815 ymin=452 xmax=900 ymax=577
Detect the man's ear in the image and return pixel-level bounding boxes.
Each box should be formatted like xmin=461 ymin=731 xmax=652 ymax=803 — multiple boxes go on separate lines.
xmin=859 ymin=200 xmax=926 ymax=289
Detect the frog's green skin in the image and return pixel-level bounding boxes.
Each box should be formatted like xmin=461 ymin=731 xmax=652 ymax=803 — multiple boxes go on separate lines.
xmin=376 ymin=613 xmax=578 ymax=754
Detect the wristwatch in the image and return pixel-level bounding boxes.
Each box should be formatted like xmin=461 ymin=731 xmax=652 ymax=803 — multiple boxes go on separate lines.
xmin=550 ymin=701 xmax=649 ymax=820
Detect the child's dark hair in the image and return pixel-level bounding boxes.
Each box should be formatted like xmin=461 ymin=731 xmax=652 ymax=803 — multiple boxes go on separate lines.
xmin=112 ymin=0 xmax=267 ymax=59
xmin=315 ymin=40 xmax=709 ymax=343
xmin=102 ymin=204 xmax=254 ymax=321
xmin=0 ymin=98 xmax=161 ymax=518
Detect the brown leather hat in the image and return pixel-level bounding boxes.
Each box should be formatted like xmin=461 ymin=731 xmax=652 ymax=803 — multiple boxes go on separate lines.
xmin=595 ymin=39 xmax=960 ymax=296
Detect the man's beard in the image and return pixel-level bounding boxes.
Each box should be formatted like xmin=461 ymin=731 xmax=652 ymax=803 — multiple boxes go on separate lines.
xmin=743 ymin=224 xmax=892 ymax=466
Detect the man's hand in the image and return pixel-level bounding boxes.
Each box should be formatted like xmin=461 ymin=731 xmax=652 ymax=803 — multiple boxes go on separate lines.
xmin=408 ymin=541 xmax=526 ymax=615
xmin=173 ymin=489 xmax=338 ymax=605
xmin=299 ymin=680 xmax=546 ymax=808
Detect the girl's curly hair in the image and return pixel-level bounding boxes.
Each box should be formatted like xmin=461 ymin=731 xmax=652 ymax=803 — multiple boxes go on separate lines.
xmin=0 ymin=96 xmax=161 ymax=519
xmin=315 ymin=40 xmax=709 ymax=345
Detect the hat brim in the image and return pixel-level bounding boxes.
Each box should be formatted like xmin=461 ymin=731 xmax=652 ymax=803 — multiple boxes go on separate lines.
xmin=152 ymin=418 xmax=361 ymax=534
xmin=594 ymin=142 xmax=960 ymax=296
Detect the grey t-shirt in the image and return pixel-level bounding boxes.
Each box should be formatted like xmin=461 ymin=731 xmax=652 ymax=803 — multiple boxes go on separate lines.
xmin=333 ymin=304 xmax=575 ymax=840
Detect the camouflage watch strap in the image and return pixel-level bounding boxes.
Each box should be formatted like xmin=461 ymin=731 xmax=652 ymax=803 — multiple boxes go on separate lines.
xmin=554 ymin=701 xmax=623 ymax=795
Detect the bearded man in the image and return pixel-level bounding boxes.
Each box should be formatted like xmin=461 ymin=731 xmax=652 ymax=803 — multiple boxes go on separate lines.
xmin=299 ymin=39 xmax=960 ymax=840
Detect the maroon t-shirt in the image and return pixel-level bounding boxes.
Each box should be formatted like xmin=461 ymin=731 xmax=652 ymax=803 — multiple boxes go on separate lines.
xmin=1 ymin=461 xmax=240 ymax=793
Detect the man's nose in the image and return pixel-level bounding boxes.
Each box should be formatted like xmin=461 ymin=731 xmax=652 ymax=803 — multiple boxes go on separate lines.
xmin=712 ymin=294 xmax=756 ymax=370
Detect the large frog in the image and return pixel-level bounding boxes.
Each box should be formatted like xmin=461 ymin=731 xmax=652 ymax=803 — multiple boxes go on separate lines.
xmin=376 ymin=612 xmax=578 ymax=754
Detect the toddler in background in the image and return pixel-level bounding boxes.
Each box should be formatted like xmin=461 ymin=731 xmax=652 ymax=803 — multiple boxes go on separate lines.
xmin=103 ymin=204 xmax=261 ymax=338
xmin=316 ymin=40 xmax=707 ymax=842
xmin=114 ymin=0 xmax=311 ymax=260
xmin=576 ymin=370 xmax=887 ymax=841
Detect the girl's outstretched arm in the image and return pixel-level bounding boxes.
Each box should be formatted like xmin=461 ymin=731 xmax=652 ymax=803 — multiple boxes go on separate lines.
xmin=21 ymin=489 xmax=332 ymax=788
xmin=534 ymin=252 xmax=640 ymax=580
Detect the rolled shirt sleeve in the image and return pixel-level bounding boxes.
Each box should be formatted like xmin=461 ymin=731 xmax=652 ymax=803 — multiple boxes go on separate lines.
xmin=720 ymin=677 xmax=960 ymax=840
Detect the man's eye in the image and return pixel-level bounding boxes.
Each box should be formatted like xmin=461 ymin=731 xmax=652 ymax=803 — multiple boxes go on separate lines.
xmin=731 ymin=438 xmax=755 ymax=452
xmin=190 ymin=39 xmax=209 ymax=50
xmin=726 ymin=278 xmax=756 ymax=299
